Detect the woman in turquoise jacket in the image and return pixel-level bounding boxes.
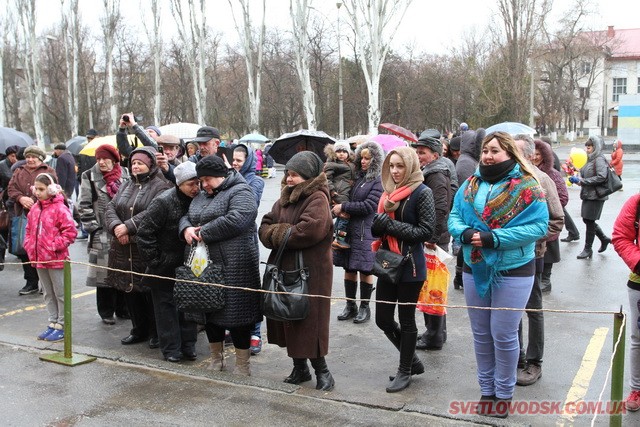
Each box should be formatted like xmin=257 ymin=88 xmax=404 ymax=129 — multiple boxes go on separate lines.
xmin=448 ymin=131 xmax=548 ymax=418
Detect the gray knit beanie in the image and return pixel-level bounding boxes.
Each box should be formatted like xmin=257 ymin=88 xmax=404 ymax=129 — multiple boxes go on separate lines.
xmin=285 ymin=151 xmax=324 ymax=180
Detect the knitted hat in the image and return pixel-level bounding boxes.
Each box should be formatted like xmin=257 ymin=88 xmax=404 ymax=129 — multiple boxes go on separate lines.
xmin=23 ymin=145 xmax=46 ymax=161
xmin=449 ymin=136 xmax=461 ymax=151
xmin=333 ymin=140 xmax=352 ymax=153
xmin=285 ymin=151 xmax=324 ymax=180
xmin=145 ymin=125 xmax=162 ymax=136
xmin=131 ymin=151 xmax=153 ymax=169
xmin=174 ymin=161 xmax=198 ymax=186
xmin=5 ymin=145 xmax=19 ymax=156
xmin=196 ymin=155 xmax=229 ymax=178
xmin=95 ymin=144 xmax=120 ymax=163
xmin=54 ymin=143 xmax=67 ymax=151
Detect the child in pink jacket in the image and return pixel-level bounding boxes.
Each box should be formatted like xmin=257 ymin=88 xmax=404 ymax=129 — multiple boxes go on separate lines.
xmin=24 ymin=173 xmax=77 ymax=342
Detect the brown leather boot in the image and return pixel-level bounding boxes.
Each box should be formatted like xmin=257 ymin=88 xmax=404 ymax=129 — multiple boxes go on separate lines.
xmin=208 ymin=342 xmax=224 ymax=371
xmin=233 ymin=348 xmax=251 ymax=376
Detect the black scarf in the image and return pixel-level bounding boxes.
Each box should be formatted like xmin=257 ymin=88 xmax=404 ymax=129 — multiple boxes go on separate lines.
xmin=479 ymin=159 xmax=516 ymax=184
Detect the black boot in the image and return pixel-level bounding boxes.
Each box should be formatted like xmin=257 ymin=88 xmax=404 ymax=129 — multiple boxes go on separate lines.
xmin=337 ymin=280 xmax=358 ymax=321
xmin=594 ymin=224 xmax=611 ymax=253
xmin=577 ymin=228 xmax=595 ymax=259
xmin=540 ymin=263 xmax=553 ymax=293
xmin=310 ymin=357 xmax=335 ymax=391
xmin=422 ymin=314 xmax=446 ymax=350
xmin=386 ymin=331 xmax=417 ymax=393
xmin=384 ymin=324 xmax=424 ymax=376
xmin=453 ymin=266 xmax=463 ymax=290
xmin=353 ymin=283 xmax=373 ymax=324
xmin=284 ymin=358 xmax=312 ymax=384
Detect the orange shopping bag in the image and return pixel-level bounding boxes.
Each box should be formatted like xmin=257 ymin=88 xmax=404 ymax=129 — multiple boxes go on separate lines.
xmin=417 ymin=247 xmax=451 ymax=316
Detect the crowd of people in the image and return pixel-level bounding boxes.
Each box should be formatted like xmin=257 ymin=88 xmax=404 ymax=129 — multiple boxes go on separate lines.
xmin=0 ymin=117 xmax=635 ymax=417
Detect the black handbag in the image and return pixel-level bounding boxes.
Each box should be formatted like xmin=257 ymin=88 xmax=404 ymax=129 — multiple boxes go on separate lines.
xmin=261 ymin=228 xmax=310 ymax=322
xmin=372 ymin=245 xmax=414 ymax=284
xmin=595 ymin=165 xmax=623 ymax=198
xmin=174 ymin=242 xmax=226 ymax=313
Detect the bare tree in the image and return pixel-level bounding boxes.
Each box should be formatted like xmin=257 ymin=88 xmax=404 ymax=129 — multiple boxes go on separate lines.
xmin=142 ymin=0 xmax=162 ymax=125
xmin=289 ymin=0 xmax=317 ymax=130
xmin=0 ymin=6 xmax=13 ymax=127
xmin=171 ymin=0 xmax=208 ymax=125
xmin=101 ymin=0 xmax=121 ymax=129
xmin=60 ymin=0 xmax=81 ymax=137
xmin=16 ymin=0 xmax=46 ymax=147
xmin=342 ymin=0 xmax=412 ymax=134
xmin=229 ymin=0 xmax=266 ymax=133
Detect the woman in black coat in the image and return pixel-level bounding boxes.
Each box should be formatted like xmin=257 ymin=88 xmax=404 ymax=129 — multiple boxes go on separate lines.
xmin=371 ymin=146 xmax=435 ymax=393
xmin=332 ymin=141 xmax=384 ymax=324
xmin=105 ymin=147 xmax=173 ymax=347
xmin=137 ymin=162 xmax=201 ymax=363
xmin=572 ymin=135 xmax=612 ymax=259
xmin=180 ymin=156 xmax=261 ymax=376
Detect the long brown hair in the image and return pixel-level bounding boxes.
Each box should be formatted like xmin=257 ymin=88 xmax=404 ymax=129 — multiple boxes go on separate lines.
xmin=481 ymin=131 xmax=539 ymax=182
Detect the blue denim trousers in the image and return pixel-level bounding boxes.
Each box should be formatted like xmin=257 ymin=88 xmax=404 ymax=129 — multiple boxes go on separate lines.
xmin=463 ymin=272 xmax=534 ymax=399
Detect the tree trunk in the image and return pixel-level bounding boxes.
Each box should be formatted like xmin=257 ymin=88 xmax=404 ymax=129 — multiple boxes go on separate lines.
xmin=290 ymin=0 xmax=316 ymax=130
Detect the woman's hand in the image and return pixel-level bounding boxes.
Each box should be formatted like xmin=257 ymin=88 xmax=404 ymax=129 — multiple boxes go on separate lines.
xmin=19 ymin=196 xmax=34 ymax=210
xmin=117 ymin=234 xmax=129 ymax=245
xmin=114 ymin=224 xmax=128 ymax=239
xmin=471 ymin=232 xmax=483 ymax=247
xmin=184 ymin=226 xmax=202 ymax=245
xmin=331 ymin=204 xmax=342 ymax=216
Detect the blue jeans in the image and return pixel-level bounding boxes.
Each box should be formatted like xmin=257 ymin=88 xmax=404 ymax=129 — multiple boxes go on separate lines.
xmin=463 ymin=272 xmax=534 ymax=399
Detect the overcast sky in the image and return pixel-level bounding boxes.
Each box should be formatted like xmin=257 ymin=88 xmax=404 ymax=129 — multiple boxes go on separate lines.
xmin=34 ymin=0 xmax=638 ymax=55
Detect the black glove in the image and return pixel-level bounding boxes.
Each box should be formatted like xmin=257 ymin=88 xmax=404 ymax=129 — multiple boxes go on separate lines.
xmin=371 ymin=213 xmax=392 ymax=236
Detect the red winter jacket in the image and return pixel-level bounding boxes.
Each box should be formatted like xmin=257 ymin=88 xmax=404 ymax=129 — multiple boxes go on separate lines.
xmin=612 ymin=193 xmax=640 ymax=273
xmin=24 ymin=194 xmax=77 ymax=269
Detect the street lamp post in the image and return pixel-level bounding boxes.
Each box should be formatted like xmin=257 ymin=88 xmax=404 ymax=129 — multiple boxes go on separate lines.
xmin=336 ymin=1 xmax=344 ymax=140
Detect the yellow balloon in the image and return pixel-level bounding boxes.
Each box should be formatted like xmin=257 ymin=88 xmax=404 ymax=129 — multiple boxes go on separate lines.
xmin=569 ymin=147 xmax=587 ymax=169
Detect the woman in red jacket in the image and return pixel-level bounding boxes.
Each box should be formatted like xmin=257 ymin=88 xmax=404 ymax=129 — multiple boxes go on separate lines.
xmin=610 ymin=140 xmax=623 ymax=180
xmin=612 ymin=194 xmax=640 ymax=411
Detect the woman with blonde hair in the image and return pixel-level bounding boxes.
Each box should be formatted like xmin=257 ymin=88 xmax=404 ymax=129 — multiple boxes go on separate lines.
xmin=448 ymin=131 xmax=548 ymax=418
xmin=371 ymin=146 xmax=435 ymax=393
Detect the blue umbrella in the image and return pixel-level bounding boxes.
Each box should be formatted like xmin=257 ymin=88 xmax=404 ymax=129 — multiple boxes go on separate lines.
xmin=239 ymin=133 xmax=270 ymax=144
xmin=485 ymin=122 xmax=536 ymax=136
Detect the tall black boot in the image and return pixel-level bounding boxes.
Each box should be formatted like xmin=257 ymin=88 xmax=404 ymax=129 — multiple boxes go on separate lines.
xmin=310 ymin=356 xmax=335 ymax=391
xmin=540 ymin=263 xmax=553 ymax=292
xmin=577 ymin=228 xmax=595 ymax=259
xmin=353 ymin=282 xmax=373 ymax=324
xmin=423 ymin=314 xmax=446 ymax=350
xmin=337 ymin=280 xmax=358 ymax=321
xmin=386 ymin=331 xmax=418 ymax=393
xmin=283 ymin=358 xmax=312 ymax=384
xmin=384 ymin=324 xmax=424 ymax=376
xmin=594 ymin=224 xmax=611 ymax=253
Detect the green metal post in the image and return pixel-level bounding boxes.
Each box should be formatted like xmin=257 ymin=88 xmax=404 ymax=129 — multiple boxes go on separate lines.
xmin=40 ymin=261 xmax=96 ymax=366
xmin=610 ymin=307 xmax=625 ymax=427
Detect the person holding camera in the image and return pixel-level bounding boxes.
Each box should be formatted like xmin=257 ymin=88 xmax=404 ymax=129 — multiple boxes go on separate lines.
xmin=116 ymin=112 xmax=159 ymax=165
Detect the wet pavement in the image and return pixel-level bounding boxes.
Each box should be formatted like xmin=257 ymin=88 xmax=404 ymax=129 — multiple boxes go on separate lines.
xmin=1 ymin=143 xmax=639 ymax=426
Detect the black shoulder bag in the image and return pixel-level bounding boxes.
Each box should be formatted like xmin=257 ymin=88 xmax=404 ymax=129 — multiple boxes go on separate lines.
xmin=261 ymin=228 xmax=310 ymax=322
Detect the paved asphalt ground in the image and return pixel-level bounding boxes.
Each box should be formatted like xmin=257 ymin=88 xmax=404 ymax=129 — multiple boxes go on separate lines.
xmin=1 ymin=140 xmax=640 ymax=426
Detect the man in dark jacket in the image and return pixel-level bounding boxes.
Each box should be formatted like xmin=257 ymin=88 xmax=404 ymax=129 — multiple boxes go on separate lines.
xmin=0 ymin=145 xmax=18 ymax=191
xmin=413 ymin=130 xmax=451 ymax=351
xmin=137 ymin=162 xmax=200 ymax=363
xmin=52 ymin=144 xmax=77 ymax=197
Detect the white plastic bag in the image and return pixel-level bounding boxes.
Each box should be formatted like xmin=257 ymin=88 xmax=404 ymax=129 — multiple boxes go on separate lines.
xmin=188 ymin=240 xmax=210 ymax=278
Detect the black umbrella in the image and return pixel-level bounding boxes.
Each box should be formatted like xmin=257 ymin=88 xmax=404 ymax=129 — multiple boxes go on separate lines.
xmin=0 ymin=127 xmax=34 ymax=153
xmin=65 ymin=136 xmax=88 ymax=155
xmin=270 ymin=129 xmax=337 ymax=164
